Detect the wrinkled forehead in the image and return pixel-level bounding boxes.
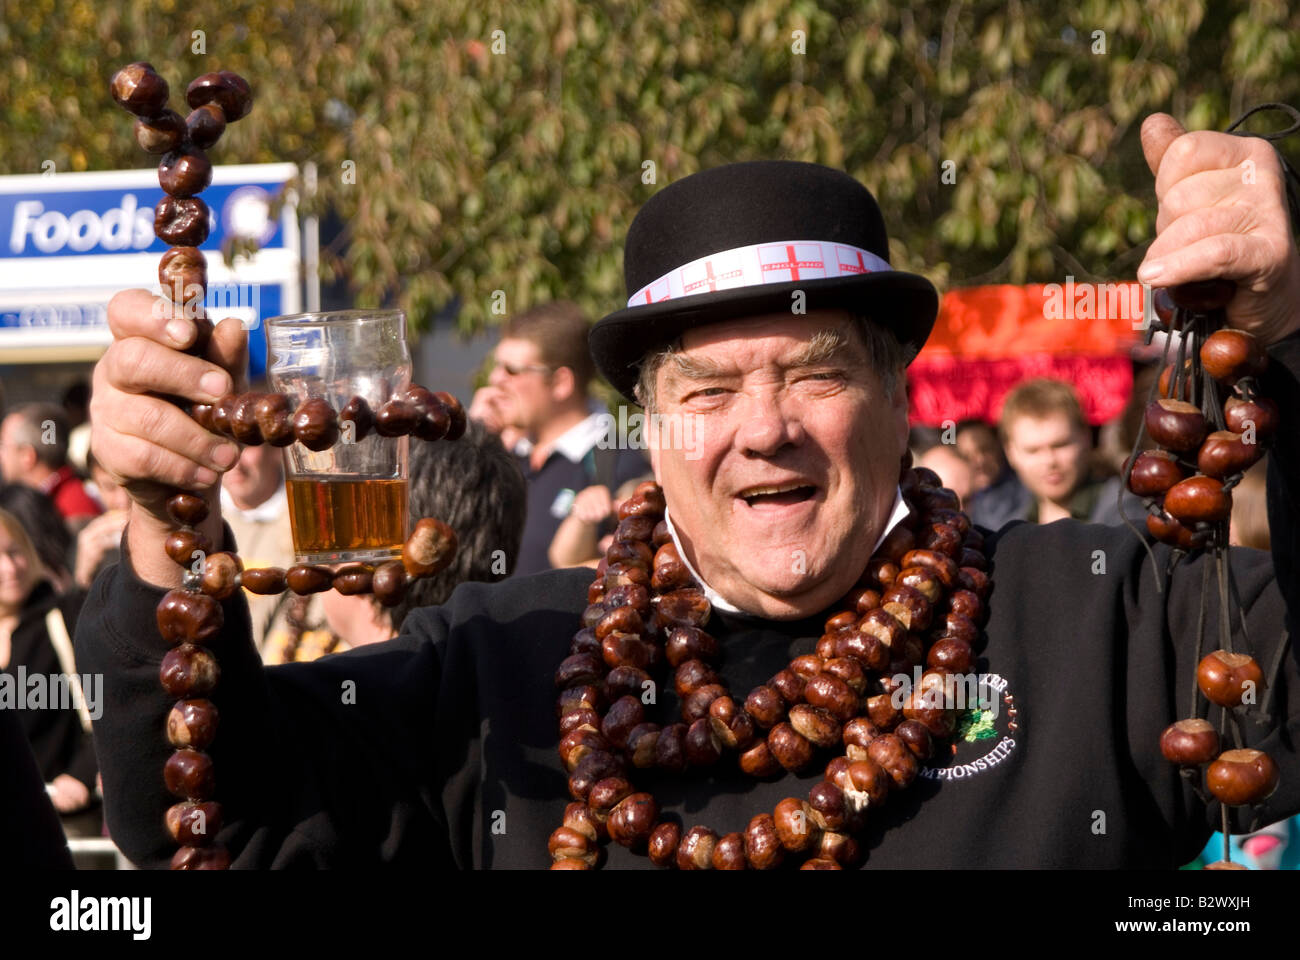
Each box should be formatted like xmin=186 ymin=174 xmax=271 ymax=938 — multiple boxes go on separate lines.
xmin=664 ymin=309 xmax=866 ymax=377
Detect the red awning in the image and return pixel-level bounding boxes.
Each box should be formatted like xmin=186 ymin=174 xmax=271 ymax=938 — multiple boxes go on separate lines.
xmin=907 ymin=282 xmax=1144 ymax=427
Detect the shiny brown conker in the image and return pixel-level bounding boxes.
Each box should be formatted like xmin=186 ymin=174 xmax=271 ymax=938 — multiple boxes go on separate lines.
xmin=1200 ymin=328 xmax=1266 ymax=383
xmin=166 ymin=698 xmax=219 ymax=749
xmin=1164 ymin=475 xmax=1232 ymax=525
xmin=1224 ymin=396 xmax=1279 ymax=439
xmin=375 ymin=399 xmax=419 ymax=437
xmin=1126 ymin=449 xmax=1187 ymax=497
xmin=1206 ymin=749 xmax=1280 ymax=806
xmin=372 ymin=560 xmax=408 ymax=607
xmin=339 ymin=395 xmax=374 ymax=443
xmin=239 ymin=566 xmax=287 ymax=594
xmin=134 ymin=109 xmax=186 ymax=154
xmin=185 ymin=103 xmax=227 ymax=149
xmin=110 ymin=62 xmax=169 ymax=117
xmin=186 ymin=71 xmax=253 ymax=122
xmin=332 ymin=563 xmax=375 ymax=595
xmin=228 ymin=392 xmax=264 ymax=445
xmin=165 ymin=491 xmax=209 ymax=526
xmin=403 ymin=517 xmax=457 ymax=577
xmin=159 ymin=643 xmax=220 ymax=698
xmin=156 ymin=589 xmax=224 ymax=644
xmin=1197 ymin=430 xmax=1264 ymax=480
xmin=1158 ymin=718 xmax=1219 ymax=766
xmin=293 ymin=397 xmax=340 ymax=451
xmin=158 ymin=146 xmax=213 ymax=198
xmin=253 ymin=393 xmax=295 ymax=446
xmin=286 ymin=564 xmax=333 ymax=594
xmin=154 ymin=196 xmax=210 ymax=246
xmin=1196 ymin=650 xmax=1264 ymax=708
xmin=1144 ymin=399 xmax=1208 ymax=453
xmin=164 ymin=748 xmax=215 ymax=799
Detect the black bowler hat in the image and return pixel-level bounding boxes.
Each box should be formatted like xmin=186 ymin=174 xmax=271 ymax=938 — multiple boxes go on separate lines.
xmin=589 ymin=160 xmax=939 ymax=402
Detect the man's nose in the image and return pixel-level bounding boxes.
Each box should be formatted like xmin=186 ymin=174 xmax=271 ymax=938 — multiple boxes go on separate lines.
xmin=488 ymin=365 xmax=508 ymax=388
xmin=736 ymin=394 xmax=804 ymax=457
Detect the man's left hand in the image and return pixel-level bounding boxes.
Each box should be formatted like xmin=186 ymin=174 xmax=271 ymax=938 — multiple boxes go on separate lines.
xmin=1138 ymin=112 xmax=1300 ymax=346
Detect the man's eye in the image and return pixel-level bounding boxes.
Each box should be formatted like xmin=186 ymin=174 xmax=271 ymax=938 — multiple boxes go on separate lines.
xmin=691 ymin=387 xmax=728 ymax=398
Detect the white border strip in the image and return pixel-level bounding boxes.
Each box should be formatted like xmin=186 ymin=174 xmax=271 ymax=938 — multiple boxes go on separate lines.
xmin=627 ymin=239 xmax=891 ymax=308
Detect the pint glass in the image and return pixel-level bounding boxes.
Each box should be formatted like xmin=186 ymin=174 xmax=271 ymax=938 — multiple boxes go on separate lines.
xmin=264 ymin=309 xmax=411 ymax=563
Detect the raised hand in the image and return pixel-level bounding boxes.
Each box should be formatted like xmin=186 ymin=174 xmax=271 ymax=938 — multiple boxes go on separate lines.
xmin=89 ymin=289 xmax=247 ymax=586
xmin=1138 ymin=113 xmax=1300 ymax=347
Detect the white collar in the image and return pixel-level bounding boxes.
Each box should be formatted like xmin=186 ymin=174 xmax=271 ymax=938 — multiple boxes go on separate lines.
xmin=663 ymin=485 xmax=910 ymax=617
xmin=220 ymin=483 xmax=288 ymax=524
xmin=515 ymin=412 xmax=609 ymax=464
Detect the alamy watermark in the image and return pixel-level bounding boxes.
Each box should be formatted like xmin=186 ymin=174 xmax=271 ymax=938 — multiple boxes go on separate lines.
xmin=0 ymin=667 xmax=102 ymax=721
xmin=596 ymin=406 xmax=703 ymax=460
xmin=1042 ymin=276 xmax=1155 ymax=331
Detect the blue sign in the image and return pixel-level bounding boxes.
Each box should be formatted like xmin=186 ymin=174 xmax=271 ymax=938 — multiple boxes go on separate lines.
xmin=0 ymin=164 xmax=302 ymax=375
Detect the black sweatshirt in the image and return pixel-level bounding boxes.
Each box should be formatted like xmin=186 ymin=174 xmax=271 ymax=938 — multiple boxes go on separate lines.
xmin=76 ymin=335 xmax=1300 ymax=869
xmin=3 ymin=580 xmax=97 ymax=791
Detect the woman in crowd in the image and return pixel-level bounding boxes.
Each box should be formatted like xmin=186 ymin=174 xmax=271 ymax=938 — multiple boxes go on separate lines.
xmin=0 ymin=507 xmax=99 ymax=834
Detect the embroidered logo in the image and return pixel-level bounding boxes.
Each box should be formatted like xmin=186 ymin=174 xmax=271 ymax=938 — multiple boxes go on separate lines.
xmin=918 ymin=672 xmax=1021 ymax=782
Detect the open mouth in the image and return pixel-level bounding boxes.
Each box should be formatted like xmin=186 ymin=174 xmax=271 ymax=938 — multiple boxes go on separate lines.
xmin=738 ymin=482 xmax=819 ymax=509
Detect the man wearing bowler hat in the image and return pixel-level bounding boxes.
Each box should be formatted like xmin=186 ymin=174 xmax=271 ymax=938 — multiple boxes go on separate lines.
xmin=79 ymin=113 xmax=1300 ymax=868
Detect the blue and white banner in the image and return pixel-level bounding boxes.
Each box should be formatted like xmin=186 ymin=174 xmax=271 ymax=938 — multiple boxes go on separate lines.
xmin=0 ymin=163 xmax=301 ymax=374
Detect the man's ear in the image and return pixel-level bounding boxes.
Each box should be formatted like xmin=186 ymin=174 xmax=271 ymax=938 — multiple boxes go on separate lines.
xmin=550 ymin=366 xmax=576 ymax=403
xmin=20 ymin=443 xmax=38 ymax=472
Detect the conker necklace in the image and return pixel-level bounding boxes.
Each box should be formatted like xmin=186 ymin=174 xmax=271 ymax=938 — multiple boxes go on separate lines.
xmin=549 ymin=465 xmax=992 ymax=869
xmin=113 ymin=62 xmax=466 ymax=869
xmin=1126 ymin=277 xmax=1289 ymax=868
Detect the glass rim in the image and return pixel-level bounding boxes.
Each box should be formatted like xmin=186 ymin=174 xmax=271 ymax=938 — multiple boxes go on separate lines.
xmin=266 ymin=308 xmax=406 ymax=328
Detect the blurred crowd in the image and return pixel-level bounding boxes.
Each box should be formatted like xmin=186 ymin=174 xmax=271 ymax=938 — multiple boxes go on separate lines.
xmin=1 ymin=306 xmax=1289 ymax=869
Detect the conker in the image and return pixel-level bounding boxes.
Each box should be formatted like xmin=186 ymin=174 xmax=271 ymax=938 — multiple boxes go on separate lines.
xmin=1196 ymin=650 xmax=1264 ymax=708
xmin=1164 ymin=475 xmax=1232 ymax=525
xmin=155 ymin=196 xmax=211 ymax=247
xmin=1159 ymin=718 xmax=1219 ymax=766
xmin=134 ymin=109 xmax=186 ymax=154
xmin=339 ymin=395 xmax=374 ymax=442
xmin=293 ymin=397 xmax=340 ymax=451
xmin=1144 ymin=399 xmax=1207 ymax=453
xmin=186 ymin=103 xmax=227 ymax=150
xmin=1126 ymin=449 xmax=1186 ymax=497
xmin=160 ymin=643 xmax=219 ymax=698
xmin=159 ymin=146 xmax=213 ymax=198
xmin=675 ymin=825 xmax=718 ymax=870
xmin=186 ymin=71 xmax=253 ymax=122
xmin=166 ymin=698 xmax=219 ymax=749
xmin=110 ymin=62 xmax=169 ymax=117
xmin=403 ymin=517 xmax=457 ymax=577
xmin=1197 ymin=430 xmax=1264 ymax=480
xmin=1224 ymin=396 xmax=1279 ymax=439
xmin=1206 ymin=748 xmax=1280 ymax=806
xmin=253 ymin=393 xmax=296 ymax=446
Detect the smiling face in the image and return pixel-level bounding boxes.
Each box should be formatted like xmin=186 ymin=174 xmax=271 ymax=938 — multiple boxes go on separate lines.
xmin=648 ymin=310 xmax=909 ymax=620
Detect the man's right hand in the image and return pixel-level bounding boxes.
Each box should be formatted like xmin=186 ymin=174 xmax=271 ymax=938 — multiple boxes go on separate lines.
xmin=90 ymin=290 xmax=248 ymax=588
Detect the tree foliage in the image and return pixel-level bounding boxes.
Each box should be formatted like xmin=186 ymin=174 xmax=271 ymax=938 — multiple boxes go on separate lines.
xmin=4 ymin=0 xmax=1299 ymax=334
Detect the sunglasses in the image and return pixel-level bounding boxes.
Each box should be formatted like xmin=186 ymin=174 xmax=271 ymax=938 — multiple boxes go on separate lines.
xmin=492 ymin=359 xmax=552 ymax=378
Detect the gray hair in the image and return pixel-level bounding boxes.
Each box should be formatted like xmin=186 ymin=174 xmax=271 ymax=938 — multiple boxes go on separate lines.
xmin=632 ymin=313 xmax=912 ymax=413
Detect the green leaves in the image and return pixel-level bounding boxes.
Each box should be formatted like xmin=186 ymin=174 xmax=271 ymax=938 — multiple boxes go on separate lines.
xmin=7 ymin=0 xmax=1299 ymax=337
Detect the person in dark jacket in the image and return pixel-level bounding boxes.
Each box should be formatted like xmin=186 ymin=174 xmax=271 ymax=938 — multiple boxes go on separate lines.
xmin=0 ymin=508 xmax=98 ymax=828
xmin=78 ymin=115 xmax=1300 ymax=869
xmin=968 ymin=378 xmax=1143 ymax=530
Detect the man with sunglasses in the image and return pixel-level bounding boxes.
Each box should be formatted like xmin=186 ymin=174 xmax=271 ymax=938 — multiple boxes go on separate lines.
xmin=468 ymin=302 xmax=649 ymax=576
